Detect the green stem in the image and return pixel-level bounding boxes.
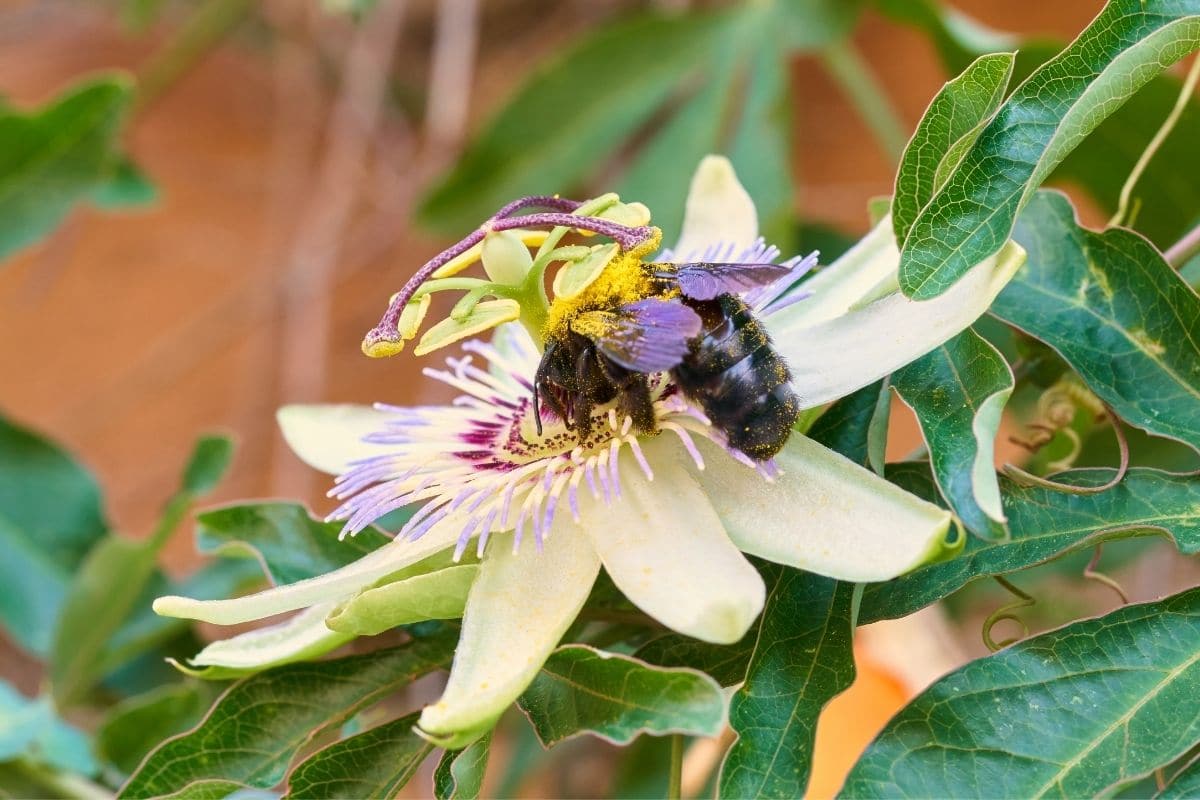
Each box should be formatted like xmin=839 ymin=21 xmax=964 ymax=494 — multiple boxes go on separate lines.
xmin=668 ymin=735 xmax=685 ymax=800
xmin=820 ymin=40 xmax=907 ymax=164
xmin=134 ymin=0 xmax=254 ymax=113
xmin=1110 ymin=55 xmax=1200 ymax=228
xmin=11 ymin=758 xmax=113 ymax=800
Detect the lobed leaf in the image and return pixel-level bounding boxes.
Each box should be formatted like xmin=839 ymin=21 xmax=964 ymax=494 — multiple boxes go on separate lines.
xmin=806 ymin=379 xmax=889 ymax=466
xmin=842 ymin=587 xmax=1200 ymax=798
xmin=283 ymin=712 xmax=432 ymax=800
xmin=195 ymin=502 xmax=391 ymax=585
xmin=634 ymin=632 xmax=754 ymax=688
xmin=0 ymin=74 xmax=133 ymax=263
xmin=120 ymin=637 xmax=454 ymax=799
xmin=892 ymin=52 xmax=1015 ymax=246
xmin=517 ymin=645 xmax=727 ymax=748
xmin=433 ymin=733 xmax=491 ymax=800
xmin=861 ymin=464 xmax=1200 ymax=623
xmin=993 ymin=190 xmax=1200 ymax=451
xmin=892 ymin=327 xmax=1013 ymax=538
xmin=718 ymin=570 xmax=856 ymax=800
xmin=898 ymin=0 xmax=1200 ymax=299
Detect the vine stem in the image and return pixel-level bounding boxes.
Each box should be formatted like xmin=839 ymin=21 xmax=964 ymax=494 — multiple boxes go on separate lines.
xmin=1165 ymin=220 xmax=1200 ymax=270
xmin=1109 ymin=54 xmax=1200 ymax=228
xmin=668 ymin=735 xmax=685 ymax=800
xmin=819 ymin=40 xmax=908 ymax=164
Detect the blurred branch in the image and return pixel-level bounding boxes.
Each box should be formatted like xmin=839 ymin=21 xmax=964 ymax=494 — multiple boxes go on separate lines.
xmin=270 ymin=0 xmax=409 ymax=496
xmin=819 ymin=39 xmax=907 ymax=165
xmin=425 ymin=0 xmax=480 ymax=148
xmin=134 ymin=0 xmax=253 ymax=113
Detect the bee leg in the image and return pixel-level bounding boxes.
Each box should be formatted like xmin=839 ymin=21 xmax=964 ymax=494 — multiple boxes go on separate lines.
xmin=596 ymin=356 xmax=656 ymax=433
xmin=533 ymin=341 xmax=559 ymax=436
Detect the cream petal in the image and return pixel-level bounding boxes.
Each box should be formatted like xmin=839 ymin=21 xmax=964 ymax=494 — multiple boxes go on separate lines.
xmin=773 ymin=216 xmax=900 ymax=329
xmin=417 ymin=523 xmax=601 ymax=747
xmin=188 ymin=602 xmax=351 ymax=671
xmin=581 ymin=443 xmax=765 ymax=645
xmin=672 ymin=155 xmax=758 ymax=257
xmin=276 ymin=404 xmax=394 ymax=476
xmin=675 ymin=436 xmax=953 ymax=582
xmin=768 ymin=241 xmax=1026 ymax=409
xmin=153 ymin=516 xmax=466 ymax=625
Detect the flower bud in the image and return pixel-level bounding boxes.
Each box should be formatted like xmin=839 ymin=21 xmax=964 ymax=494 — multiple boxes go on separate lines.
xmin=481 ymin=229 xmax=533 ymax=285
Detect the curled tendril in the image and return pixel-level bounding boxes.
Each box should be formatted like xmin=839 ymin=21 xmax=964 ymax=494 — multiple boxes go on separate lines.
xmin=1003 ymin=403 xmax=1129 ymax=495
xmin=1082 ymin=543 xmax=1129 ymax=605
xmin=982 ymin=575 xmax=1036 ymax=652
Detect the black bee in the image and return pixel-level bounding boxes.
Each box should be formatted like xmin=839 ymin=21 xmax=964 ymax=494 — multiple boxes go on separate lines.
xmin=534 ymin=258 xmax=801 ymax=460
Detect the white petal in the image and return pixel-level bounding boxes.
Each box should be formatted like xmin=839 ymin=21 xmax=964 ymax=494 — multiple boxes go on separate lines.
xmin=189 ymin=602 xmax=351 ymax=670
xmin=769 ymin=241 xmax=1026 ymax=409
xmin=672 ymin=155 xmax=758 ymax=258
xmin=276 ymin=404 xmax=394 ymax=475
xmin=773 ymin=216 xmax=900 ymax=329
xmin=153 ymin=517 xmax=465 ymax=625
xmin=418 ymin=523 xmax=601 ymax=747
xmin=677 ymin=435 xmax=952 ymax=582
xmin=581 ymin=443 xmax=765 ymax=645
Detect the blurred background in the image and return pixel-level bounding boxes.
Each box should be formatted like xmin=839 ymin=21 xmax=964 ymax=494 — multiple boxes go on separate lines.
xmin=2 ymin=1 xmax=1197 ymax=795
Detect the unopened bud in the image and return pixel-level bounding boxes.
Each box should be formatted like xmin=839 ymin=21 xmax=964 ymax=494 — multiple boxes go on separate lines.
xmin=481 ymin=229 xmax=533 ymax=285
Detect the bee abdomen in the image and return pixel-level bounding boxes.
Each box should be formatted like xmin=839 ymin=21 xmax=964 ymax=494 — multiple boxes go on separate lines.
xmin=672 ymin=295 xmax=800 ymax=461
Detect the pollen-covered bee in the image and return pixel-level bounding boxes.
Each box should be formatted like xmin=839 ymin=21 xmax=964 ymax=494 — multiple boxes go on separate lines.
xmin=534 ymin=247 xmax=801 ymax=461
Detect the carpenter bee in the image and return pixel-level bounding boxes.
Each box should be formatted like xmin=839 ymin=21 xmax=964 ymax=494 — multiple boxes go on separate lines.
xmin=535 ymin=256 xmax=801 ymax=461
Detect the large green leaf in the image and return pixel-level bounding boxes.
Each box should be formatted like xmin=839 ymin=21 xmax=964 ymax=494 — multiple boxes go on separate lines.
xmin=0 ymin=681 xmax=97 ymax=776
xmin=119 ymin=637 xmax=453 ymax=799
xmin=283 ymin=711 xmax=432 ymax=799
xmin=805 ymin=379 xmax=889 ymax=466
xmin=96 ymin=683 xmax=216 ymax=778
xmin=50 ymin=435 xmax=234 ymax=706
xmin=195 ymin=502 xmax=391 ymax=585
xmin=0 ymin=74 xmax=132 ymax=263
xmin=1157 ymin=754 xmax=1200 ymax=798
xmin=892 ymin=53 xmax=1014 ymax=246
xmin=842 ymin=588 xmax=1200 ymax=798
xmin=718 ymin=571 xmax=856 ymax=800
xmin=633 ymin=633 xmax=754 ymax=688
xmin=897 ymin=1 xmax=1200 ymax=299
xmin=516 ymin=646 xmax=726 ymax=747
xmin=434 ymin=733 xmax=491 ymax=800
xmin=861 ymin=464 xmax=1200 ymax=623
xmin=994 ymin=190 xmax=1200 ymax=450
xmin=892 ymin=328 xmax=1013 ymax=538
xmin=0 ymin=414 xmax=108 ymax=654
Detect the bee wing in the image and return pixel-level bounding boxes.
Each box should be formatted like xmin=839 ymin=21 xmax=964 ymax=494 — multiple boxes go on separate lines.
xmin=574 ymin=299 xmax=702 ymax=373
xmin=654 ymin=262 xmax=794 ymax=301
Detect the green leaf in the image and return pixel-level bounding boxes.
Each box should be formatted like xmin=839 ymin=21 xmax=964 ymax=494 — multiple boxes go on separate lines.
xmin=182 ymin=435 xmax=234 ymax=494
xmin=892 ymin=328 xmax=1013 ymax=537
xmin=897 ymin=1 xmax=1200 ymax=299
xmin=993 ymin=190 xmax=1200 ymax=451
xmin=119 ymin=637 xmax=453 ymax=799
xmin=0 ymin=74 xmax=132 ymax=263
xmin=0 ymin=681 xmax=97 ymax=776
xmin=433 ymin=733 xmax=491 ymax=800
xmin=516 ymin=645 xmax=727 ymax=748
xmin=90 ymin=155 xmax=158 ymax=210
xmin=284 ymin=711 xmax=432 ymax=799
xmin=805 ymin=380 xmax=888 ymax=466
xmin=842 ymin=587 xmax=1200 ymax=798
xmin=417 ymin=11 xmax=727 ymax=234
xmin=861 ymin=464 xmax=1200 ymax=624
xmin=892 ymin=53 xmax=1014 ymax=246
xmin=874 ymin=0 xmax=1020 ymax=74
xmin=195 ymin=502 xmax=391 ymax=585
xmin=50 ymin=435 xmax=235 ymax=706
xmin=633 ymin=633 xmax=754 ymax=688
xmin=1157 ymin=754 xmax=1200 ymax=798
xmin=0 ymin=414 xmax=107 ymax=654
xmin=96 ymin=683 xmax=216 ymax=777
xmin=718 ymin=571 xmax=856 ymax=800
